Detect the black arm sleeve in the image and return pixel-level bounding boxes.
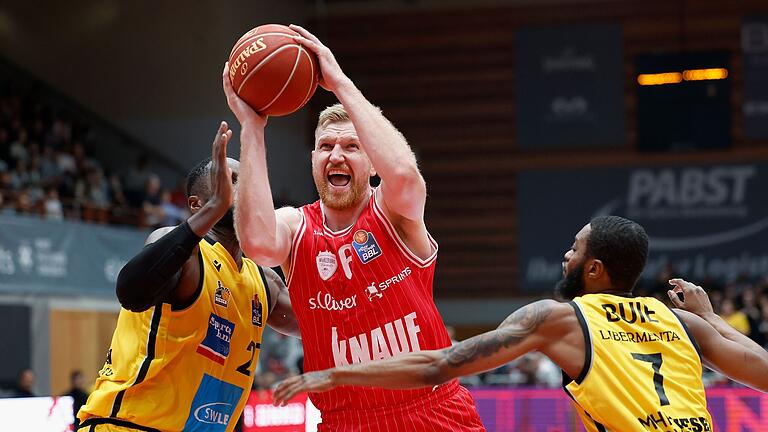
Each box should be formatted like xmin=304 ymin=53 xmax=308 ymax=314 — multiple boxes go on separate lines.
xmin=116 ymin=222 xmax=202 ymax=312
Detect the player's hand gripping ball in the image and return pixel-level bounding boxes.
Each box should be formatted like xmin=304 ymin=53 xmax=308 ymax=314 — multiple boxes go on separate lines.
xmin=228 ymin=24 xmax=320 ymax=116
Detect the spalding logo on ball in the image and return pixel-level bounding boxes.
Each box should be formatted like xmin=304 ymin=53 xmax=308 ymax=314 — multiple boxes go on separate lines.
xmin=228 ymin=24 xmax=320 ymax=116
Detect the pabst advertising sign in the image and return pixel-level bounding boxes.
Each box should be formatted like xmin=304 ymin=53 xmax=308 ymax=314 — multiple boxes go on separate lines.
xmin=518 ymin=163 xmax=768 ymax=292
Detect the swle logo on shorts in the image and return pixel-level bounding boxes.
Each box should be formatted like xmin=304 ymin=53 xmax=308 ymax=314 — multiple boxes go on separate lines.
xmin=184 ymin=374 xmax=244 ymax=431
xmin=196 ymin=313 xmax=234 ymax=365
xmin=352 ymin=230 xmax=382 ymax=264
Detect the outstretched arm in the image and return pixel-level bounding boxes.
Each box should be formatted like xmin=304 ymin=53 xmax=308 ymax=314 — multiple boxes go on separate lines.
xmin=669 ymin=279 xmax=768 ymax=392
xmin=290 ymin=25 xmax=426 ymax=223
xmin=116 ymin=122 xmax=234 ymax=311
xmin=273 ymin=300 xmax=564 ymax=404
xmin=222 ymin=63 xmax=298 ymax=267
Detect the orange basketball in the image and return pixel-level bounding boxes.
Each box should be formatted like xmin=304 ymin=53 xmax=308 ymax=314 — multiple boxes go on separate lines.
xmin=228 ymin=24 xmax=319 ymax=116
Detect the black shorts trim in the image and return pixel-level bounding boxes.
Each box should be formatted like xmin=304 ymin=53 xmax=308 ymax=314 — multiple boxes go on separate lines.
xmin=561 ymin=387 xmax=607 ymax=431
xmin=110 ymin=304 xmax=163 ymax=417
xmin=593 ymin=418 xmax=608 ymax=432
xmin=78 ymin=417 xmax=160 ymax=432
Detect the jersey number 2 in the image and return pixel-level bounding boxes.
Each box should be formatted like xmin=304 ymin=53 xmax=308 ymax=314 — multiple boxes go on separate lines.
xmin=631 ymin=352 xmax=669 ymax=406
xmin=236 ymin=341 xmax=257 ymax=376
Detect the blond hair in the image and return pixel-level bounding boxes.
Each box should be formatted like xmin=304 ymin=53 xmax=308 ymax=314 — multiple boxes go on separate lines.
xmin=316 ymin=103 xmax=350 ymax=131
xmin=315 ymin=103 xmax=386 ymax=135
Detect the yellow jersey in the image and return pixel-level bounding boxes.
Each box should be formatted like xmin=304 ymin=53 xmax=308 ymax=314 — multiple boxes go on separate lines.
xmin=78 ymin=238 xmax=270 ymax=432
xmin=564 ymin=293 xmax=712 ymax=432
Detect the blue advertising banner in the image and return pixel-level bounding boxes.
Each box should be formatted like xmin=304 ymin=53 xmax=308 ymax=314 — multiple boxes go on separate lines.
xmin=742 ymin=16 xmax=768 ymax=139
xmin=518 ymin=163 xmax=768 ymax=292
xmin=0 ymin=215 xmax=147 ymax=295
xmin=516 ymin=24 xmax=625 ymax=148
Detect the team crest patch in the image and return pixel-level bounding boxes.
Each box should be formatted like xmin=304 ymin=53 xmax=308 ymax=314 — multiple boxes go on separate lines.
xmin=316 ymin=250 xmax=337 ymax=281
xmin=214 ymin=281 xmax=230 ymax=307
xmin=352 ymin=230 xmax=382 ymax=264
xmin=196 ymin=313 xmax=234 ymax=365
xmin=252 ymin=296 xmax=263 ymax=327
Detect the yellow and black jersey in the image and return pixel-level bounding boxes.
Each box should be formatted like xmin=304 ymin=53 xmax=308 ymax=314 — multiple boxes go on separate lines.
xmin=78 ymin=238 xmax=270 ymax=432
xmin=564 ymin=293 xmax=712 ymax=432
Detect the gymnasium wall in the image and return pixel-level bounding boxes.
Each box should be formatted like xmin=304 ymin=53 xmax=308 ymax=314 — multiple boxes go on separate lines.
xmin=312 ymin=0 xmax=768 ymax=297
xmin=48 ymin=309 xmax=118 ymax=396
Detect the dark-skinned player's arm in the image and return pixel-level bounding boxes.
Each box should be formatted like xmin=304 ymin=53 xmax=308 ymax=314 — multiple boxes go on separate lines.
xmin=273 ymin=299 xmax=571 ymax=405
xmin=261 ymin=266 xmax=300 ymax=338
xmin=669 ymin=279 xmax=768 ymax=392
xmin=115 ymin=122 xmax=234 ymax=312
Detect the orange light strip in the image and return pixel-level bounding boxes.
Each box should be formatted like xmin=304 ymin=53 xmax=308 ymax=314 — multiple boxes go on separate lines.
xmin=637 ymin=72 xmax=683 ymax=86
xmin=637 ymin=68 xmax=728 ymax=86
xmin=682 ymin=68 xmax=728 ymax=81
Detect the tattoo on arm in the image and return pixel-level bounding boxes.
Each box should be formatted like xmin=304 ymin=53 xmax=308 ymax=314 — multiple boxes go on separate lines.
xmin=445 ymin=301 xmax=552 ymax=367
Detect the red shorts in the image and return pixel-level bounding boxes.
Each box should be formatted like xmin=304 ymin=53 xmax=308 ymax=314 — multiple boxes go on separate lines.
xmin=318 ymin=381 xmax=486 ymax=431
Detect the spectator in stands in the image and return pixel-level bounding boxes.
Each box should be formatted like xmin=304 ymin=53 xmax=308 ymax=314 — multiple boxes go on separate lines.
xmin=63 ymin=370 xmax=89 ymax=429
xmin=15 ymin=188 xmax=36 ymax=215
xmin=720 ymin=298 xmax=750 ymax=335
xmin=12 ymin=369 xmax=35 ymax=398
xmin=39 ymin=145 xmax=59 ymax=183
xmin=169 ymin=179 xmax=188 ymax=209
xmin=742 ymin=288 xmax=765 ymax=346
xmin=124 ymin=155 xmax=153 ymax=206
xmin=159 ymin=189 xmax=186 ymax=226
xmin=0 ymin=190 xmax=14 ymax=216
xmin=55 ymin=146 xmax=76 ymax=175
xmin=9 ymin=128 xmax=28 ymax=163
xmin=43 ymin=186 xmax=63 ymax=220
xmin=76 ymin=168 xmax=110 ymax=222
xmin=46 ymin=117 xmax=71 ymax=149
xmin=108 ymin=173 xmax=126 ymax=205
xmin=10 ymin=159 xmax=31 ymax=190
xmin=141 ymin=174 xmax=164 ymax=228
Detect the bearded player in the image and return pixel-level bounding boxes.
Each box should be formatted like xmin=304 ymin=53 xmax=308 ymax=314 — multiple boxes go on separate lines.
xmin=225 ymin=25 xmax=485 ymax=431
xmin=77 ymin=122 xmax=299 ymax=432
xmin=275 ymin=216 xmax=768 ymax=431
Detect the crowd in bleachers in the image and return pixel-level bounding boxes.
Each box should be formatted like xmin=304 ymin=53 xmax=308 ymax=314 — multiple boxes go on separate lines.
xmin=0 ymin=88 xmax=188 ymax=228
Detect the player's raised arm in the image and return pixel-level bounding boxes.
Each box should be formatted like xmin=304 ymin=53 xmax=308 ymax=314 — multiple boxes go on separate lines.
xmin=274 ymin=300 xmax=568 ymax=404
xmin=669 ymin=279 xmax=768 ymax=392
xmin=222 ymin=63 xmax=298 ymax=267
xmin=289 ymin=24 xmax=426 ymax=222
xmin=116 ymin=122 xmax=234 ymax=312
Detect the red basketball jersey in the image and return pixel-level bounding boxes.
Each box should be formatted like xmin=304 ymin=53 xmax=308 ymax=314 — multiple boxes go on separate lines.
xmin=287 ymin=189 xmax=453 ymax=413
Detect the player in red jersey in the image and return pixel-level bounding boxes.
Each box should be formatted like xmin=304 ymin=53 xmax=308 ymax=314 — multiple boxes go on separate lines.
xmin=223 ymin=24 xmax=485 ymax=431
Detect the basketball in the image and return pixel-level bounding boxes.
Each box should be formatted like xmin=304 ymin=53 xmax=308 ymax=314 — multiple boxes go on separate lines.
xmin=228 ymin=24 xmax=320 ymax=116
